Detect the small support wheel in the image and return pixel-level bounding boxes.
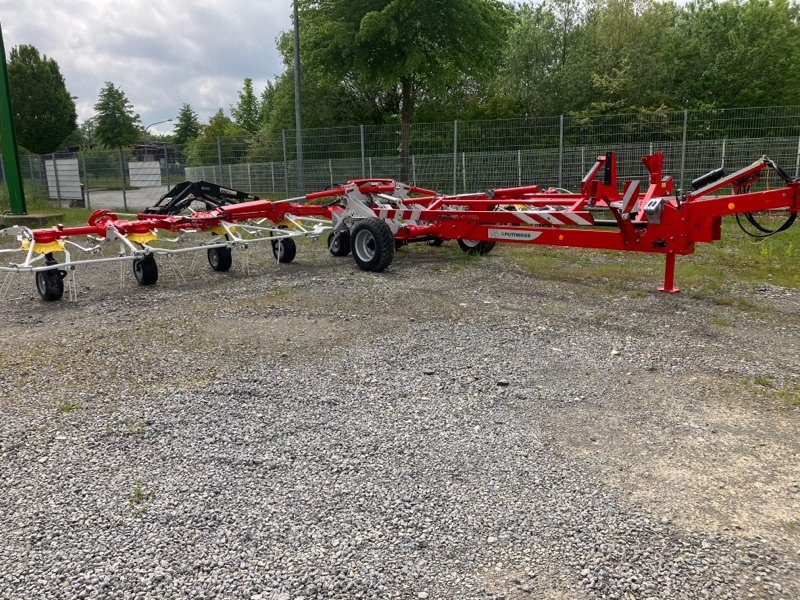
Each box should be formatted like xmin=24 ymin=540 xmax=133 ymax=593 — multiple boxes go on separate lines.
xmin=457 ymin=239 xmax=496 ymax=255
xmin=133 ymin=255 xmax=158 ymax=286
xmin=35 ymin=269 xmax=65 ymax=301
xmin=426 ymin=238 xmax=444 ymax=247
xmin=271 ymin=237 xmax=297 ymax=263
xmin=351 ymin=218 xmax=395 ymax=272
xmin=208 ymin=246 xmax=232 ymax=271
xmin=327 ymin=231 xmax=351 ymax=257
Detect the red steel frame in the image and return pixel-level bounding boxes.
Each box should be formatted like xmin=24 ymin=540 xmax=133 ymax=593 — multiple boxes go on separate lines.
xmin=8 ymin=151 xmax=799 ymax=293
xmin=308 ymin=152 xmax=798 ymax=292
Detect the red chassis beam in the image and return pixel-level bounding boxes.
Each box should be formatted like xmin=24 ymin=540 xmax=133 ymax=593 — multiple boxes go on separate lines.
xmin=18 ymin=152 xmax=799 ymax=294
xmin=384 ymin=153 xmax=798 ymax=292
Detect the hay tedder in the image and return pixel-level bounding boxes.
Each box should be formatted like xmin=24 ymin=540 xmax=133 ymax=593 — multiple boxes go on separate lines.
xmin=0 ymin=151 xmax=796 ymax=301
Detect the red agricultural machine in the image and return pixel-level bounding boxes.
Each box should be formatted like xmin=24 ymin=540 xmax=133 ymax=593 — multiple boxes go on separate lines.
xmin=0 ymin=151 xmax=796 ymax=301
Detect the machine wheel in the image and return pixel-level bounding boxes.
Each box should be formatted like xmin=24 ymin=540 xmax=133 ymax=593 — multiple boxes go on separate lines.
xmin=271 ymin=237 xmax=297 ymax=263
xmin=133 ymin=255 xmax=159 ymax=286
xmin=457 ymin=238 xmax=496 ymax=256
xmin=351 ymin=218 xmax=395 ymax=272
xmin=426 ymin=238 xmax=444 ymax=247
xmin=207 ymin=246 xmax=232 ymax=271
xmin=35 ymin=269 xmax=65 ymax=301
xmin=327 ymin=231 xmax=351 ymax=257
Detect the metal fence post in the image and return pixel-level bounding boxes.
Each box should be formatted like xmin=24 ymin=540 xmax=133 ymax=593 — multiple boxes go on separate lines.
xmin=517 ymin=150 xmax=522 ymax=186
xmin=721 ymin=138 xmax=727 ymax=169
xmin=679 ymin=109 xmax=688 ymax=191
xmin=581 ymin=147 xmax=585 ymax=176
xmin=329 ymin=158 xmax=334 ymax=186
xmin=282 ymin=129 xmax=289 ymax=196
xmin=52 ymin=153 xmax=63 ymax=206
xmin=411 ymin=155 xmax=416 ymax=186
xmin=164 ymin=145 xmax=170 ymax=188
xmin=31 ymin=154 xmax=45 ymax=198
xmin=369 ymin=157 xmax=373 ymax=178
xmin=216 ymin=136 xmax=223 ymax=184
xmin=452 ymin=120 xmax=458 ymax=194
xmin=795 ymin=136 xmax=800 ymax=178
xmin=79 ymin=150 xmax=91 ymax=209
xmin=360 ymin=124 xmax=366 ymax=178
xmin=558 ymin=114 xmax=564 ymax=188
xmin=118 ymin=147 xmax=128 ymax=212
xmin=270 ymin=162 xmax=275 ymax=193
xmin=462 ymin=152 xmax=466 ymax=191
xmin=247 ymin=163 xmax=252 ymax=192
xmin=28 ymin=155 xmax=35 ymax=193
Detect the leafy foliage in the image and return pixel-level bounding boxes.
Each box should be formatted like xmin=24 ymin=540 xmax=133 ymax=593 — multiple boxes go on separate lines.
xmin=173 ymin=103 xmax=201 ymax=145
xmin=172 ymin=0 xmax=800 ymax=169
xmin=173 ymin=102 xmax=202 ymax=144
xmin=7 ymin=44 xmax=77 ymax=154
xmin=231 ymin=78 xmax=261 ymax=134
xmin=93 ymin=82 xmax=141 ymax=148
xmin=184 ymin=109 xmax=247 ymax=165
xmin=297 ymin=0 xmax=514 ymax=177
xmin=254 ymin=0 xmax=800 ymax=129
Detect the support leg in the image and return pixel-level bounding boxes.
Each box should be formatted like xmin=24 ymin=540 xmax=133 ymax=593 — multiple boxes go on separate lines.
xmin=657 ymin=253 xmax=680 ymax=293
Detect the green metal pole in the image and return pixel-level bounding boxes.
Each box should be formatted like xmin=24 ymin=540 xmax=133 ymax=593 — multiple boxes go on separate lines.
xmin=0 ymin=21 xmax=25 ymax=214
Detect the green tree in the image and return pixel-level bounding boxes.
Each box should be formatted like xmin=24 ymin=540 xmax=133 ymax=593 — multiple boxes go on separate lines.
xmin=231 ymin=78 xmax=261 ymax=133
xmin=664 ymin=0 xmax=800 ymax=108
xmin=258 ymin=32 xmax=390 ymax=139
xmin=93 ymin=82 xmax=141 ymax=148
xmin=299 ymin=0 xmax=514 ymax=178
xmin=259 ymin=81 xmax=278 ymax=127
xmin=173 ymin=103 xmax=201 ymax=145
xmin=7 ymin=44 xmax=77 ymax=154
xmin=185 ymin=109 xmax=247 ymax=166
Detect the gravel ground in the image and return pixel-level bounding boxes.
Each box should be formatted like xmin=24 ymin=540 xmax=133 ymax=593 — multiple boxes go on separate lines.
xmin=1 ymin=240 xmax=799 ymax=599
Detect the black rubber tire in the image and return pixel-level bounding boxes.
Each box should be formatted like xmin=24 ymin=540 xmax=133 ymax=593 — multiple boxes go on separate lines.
xmin=351 ymin=218 xmax=395 ymax=272
xmin=271 ymin=237 xmax=297 ymax=263
xmin=426 ymin=238 xmax=444 ymax=247
xmin=457 ymin=238 xmax=496 ymax=256
xmin=35 ymin=269 xmax=65 ymax=301
xmin=133 ymin=255 xmax=159 ymax=286
xmin=207 ymin=246 xmax=232 ymax=271
xmin=327 ymin=231 xmax=351 ymax=257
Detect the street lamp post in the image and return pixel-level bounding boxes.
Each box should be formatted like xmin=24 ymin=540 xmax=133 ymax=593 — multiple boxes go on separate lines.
xmin=144 ymin=118 xmax=173 ymax=135
xmin=142 ymin=118 xmax=174 ymax=191
xmin=293 ymin=0 xmax=304 ymax=196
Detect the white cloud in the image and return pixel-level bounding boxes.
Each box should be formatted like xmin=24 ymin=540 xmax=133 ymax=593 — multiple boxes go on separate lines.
xmin=0 ymin=0 xmax=292 ymax=133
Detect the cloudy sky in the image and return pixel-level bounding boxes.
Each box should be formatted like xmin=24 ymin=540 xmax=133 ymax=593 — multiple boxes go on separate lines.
xmin=1 ymin=0 xmax=294 ymax=134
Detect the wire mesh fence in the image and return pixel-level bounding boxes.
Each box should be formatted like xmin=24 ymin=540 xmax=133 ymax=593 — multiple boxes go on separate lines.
xmin=3 ymin=106 xmax=800 ymax=212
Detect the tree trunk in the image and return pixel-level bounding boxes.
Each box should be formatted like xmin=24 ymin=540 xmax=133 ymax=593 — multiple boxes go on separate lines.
xmin=399 ymin=77 xmax=413 ymax=182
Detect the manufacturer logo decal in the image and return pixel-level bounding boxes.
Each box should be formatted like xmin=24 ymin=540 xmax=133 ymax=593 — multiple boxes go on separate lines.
xmin=487 ymin=228 xmax=542 ymax=241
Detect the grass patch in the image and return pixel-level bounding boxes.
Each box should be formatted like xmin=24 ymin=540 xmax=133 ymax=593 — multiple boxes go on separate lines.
xmin=128 ymin=479 xmax=153 ymax=516
xmin=56 ymin=399 xmax=82 ymax=414
xmin=754 ymin=374 xmax=775 ymax=388
xmin=4 ymin=194 xmax=95 ymax=227
xmin=710 ymin=314 xmax=733 ymax=327
xmin=777 ymin=386 xmax=800 ymax=407
xmin=507 ymin=215 xmax=799 ymax=293
xmin=123 ymin=420 xmax=147 ymax=436
xmin=748 ymin=375 xmax=800 ymax=407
